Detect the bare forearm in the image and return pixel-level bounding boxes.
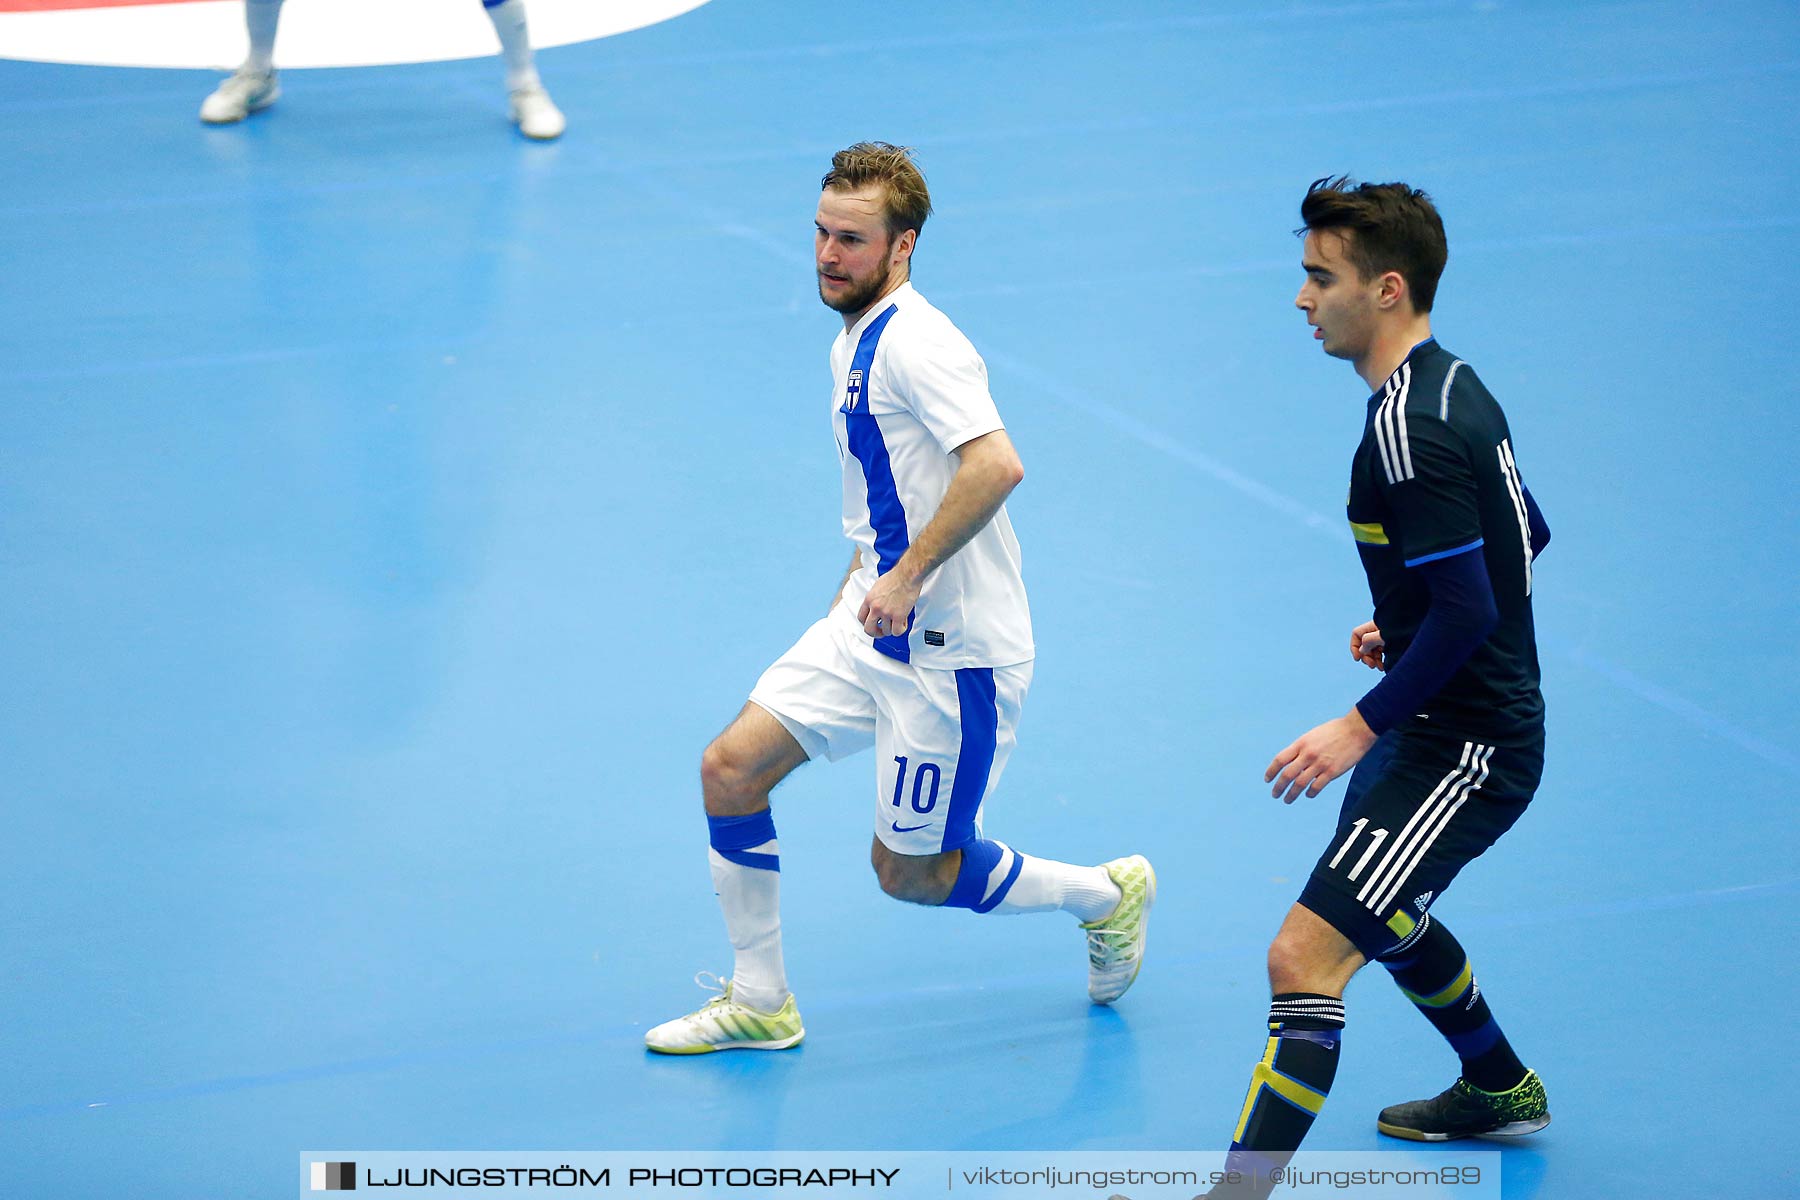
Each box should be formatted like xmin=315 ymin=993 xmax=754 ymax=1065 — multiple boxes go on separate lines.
xmin=888 ymin=452 xmax=1021 ymax=588
xmin=855 ymin=430 xmax=1023 ymax=639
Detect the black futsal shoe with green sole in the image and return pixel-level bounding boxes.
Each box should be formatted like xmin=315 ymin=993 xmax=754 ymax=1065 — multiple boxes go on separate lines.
xmin=1377 ymin=1069 xmax=1550 ymax=1141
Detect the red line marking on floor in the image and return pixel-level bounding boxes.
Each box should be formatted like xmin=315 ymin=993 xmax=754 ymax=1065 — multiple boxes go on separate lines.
xmin=0 ymin=0 xmax=206 ymax=13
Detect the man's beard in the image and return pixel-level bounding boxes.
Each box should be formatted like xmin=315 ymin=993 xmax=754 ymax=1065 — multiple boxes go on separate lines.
xmin=818 ymin=258 xmax=892 ymax=315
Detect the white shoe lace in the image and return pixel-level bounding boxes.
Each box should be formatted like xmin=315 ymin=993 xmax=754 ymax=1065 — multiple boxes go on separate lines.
xmin=691 ymin=970 xmax=732 ymax=1010
xmin=1087 ymin=928 xmax=1137 ymax=968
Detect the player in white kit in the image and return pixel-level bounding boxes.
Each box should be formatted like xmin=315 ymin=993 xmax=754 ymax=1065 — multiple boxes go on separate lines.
xmin=198 ymin=0 xmax=564 ymax=139
xmin=645 ymin=143 xmax=1155 ymax=1054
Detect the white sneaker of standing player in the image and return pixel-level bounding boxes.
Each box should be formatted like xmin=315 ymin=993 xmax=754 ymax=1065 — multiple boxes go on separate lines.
xmin=200 ymin=68 xmax=280 ymax=125
xmin=1082 ymin=855 xmax=1156 ymax=1004
xmin=644 ymin=971 xmax=805 ymax=1054
xmin=508 ymin=84 xmax=565 ymax=140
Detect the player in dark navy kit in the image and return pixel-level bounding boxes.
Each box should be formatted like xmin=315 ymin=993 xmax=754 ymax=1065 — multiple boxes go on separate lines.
xmin=1202 ymin=178 xmax=1554 ymax=1198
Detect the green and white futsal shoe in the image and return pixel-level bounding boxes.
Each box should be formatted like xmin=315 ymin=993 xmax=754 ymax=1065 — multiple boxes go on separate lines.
xmin=1082 ymin=854 xmax=1156 ymax=1004
xmin=644 ymin=972 xmax=804 ymax=1054
xmin=200 ymin=67 xmax=280 ymax=125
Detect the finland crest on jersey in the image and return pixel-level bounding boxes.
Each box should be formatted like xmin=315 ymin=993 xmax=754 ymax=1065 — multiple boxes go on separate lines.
xmin=828 ymin=283 xmax=1034 ymax=670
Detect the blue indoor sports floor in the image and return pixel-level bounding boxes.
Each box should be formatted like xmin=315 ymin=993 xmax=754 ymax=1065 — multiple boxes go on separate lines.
xmin=3 ymin=2 xmax=1797 ymax=1197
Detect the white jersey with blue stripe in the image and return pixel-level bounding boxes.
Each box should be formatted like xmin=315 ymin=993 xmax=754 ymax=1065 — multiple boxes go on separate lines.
xmin=829 ymin=282 xmax=1034 ymax=669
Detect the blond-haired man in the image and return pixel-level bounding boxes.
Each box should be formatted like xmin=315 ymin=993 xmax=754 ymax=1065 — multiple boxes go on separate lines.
xmin=645 ymin=143 xmax=1153 ymax=1053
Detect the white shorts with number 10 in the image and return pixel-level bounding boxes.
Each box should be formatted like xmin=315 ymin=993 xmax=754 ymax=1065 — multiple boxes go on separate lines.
xmin=748 ymin=603 xmax=1033 ymax=857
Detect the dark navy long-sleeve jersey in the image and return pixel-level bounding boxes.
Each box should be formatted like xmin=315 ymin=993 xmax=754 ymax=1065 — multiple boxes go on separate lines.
xmin=1346 ymin=339 xmax=1546 ymax=743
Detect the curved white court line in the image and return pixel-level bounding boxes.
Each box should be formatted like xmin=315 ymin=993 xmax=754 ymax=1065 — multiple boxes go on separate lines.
xmin=0 ymin=0 xmax=712 ymax=70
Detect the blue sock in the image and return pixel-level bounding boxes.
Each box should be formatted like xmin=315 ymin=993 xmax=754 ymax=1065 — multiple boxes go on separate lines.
xmin=941 ymin=838 xmax=1021 ymax=912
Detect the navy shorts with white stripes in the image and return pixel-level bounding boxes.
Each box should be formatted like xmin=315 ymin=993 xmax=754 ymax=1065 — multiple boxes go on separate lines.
xmin=1297 ymin=724 xmax=1544 ymax=960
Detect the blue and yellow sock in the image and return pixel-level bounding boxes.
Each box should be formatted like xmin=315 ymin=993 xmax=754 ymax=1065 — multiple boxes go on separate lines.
xmin=1379 ymin=916 xmax=1526 ymax=1093
xmin=1221 ymin=994 xmax=1344 ymax=1196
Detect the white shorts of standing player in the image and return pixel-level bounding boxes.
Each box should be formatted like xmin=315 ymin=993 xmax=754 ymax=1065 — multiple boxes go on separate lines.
xmin=749 ymin=602 xmax=1034 ymax=856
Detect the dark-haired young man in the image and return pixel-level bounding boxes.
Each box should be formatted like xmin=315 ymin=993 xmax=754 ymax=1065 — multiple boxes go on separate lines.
xmin=1207 ymin=177 xmax=1553 ymax=1194
xmin=644 ymin=144 xmax=1153 ymax=1054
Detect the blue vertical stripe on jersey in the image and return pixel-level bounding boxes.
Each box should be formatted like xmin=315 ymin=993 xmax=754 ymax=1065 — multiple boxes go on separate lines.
xmin=843 ymin=303 xmax=914 ymax=662
xmin=944 ymin=667 xmax=999 ymax=850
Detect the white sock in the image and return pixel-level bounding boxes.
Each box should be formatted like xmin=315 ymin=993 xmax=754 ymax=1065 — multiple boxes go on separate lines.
xmin=482 ymin=0 xmax=541 ymax=93
xmin=708 ymin=844 xmax=788 ymax=1013
xmin=982 ymin=844 xmax=1122 ymax=922
xmin=244 ymin=0 xmax=283 ymax=74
